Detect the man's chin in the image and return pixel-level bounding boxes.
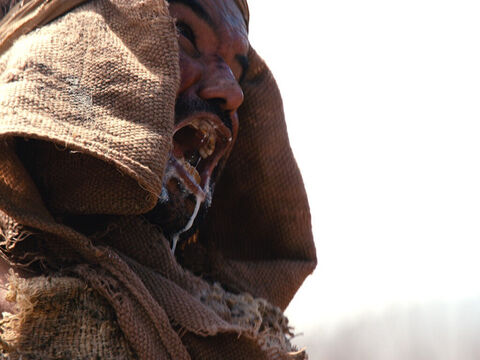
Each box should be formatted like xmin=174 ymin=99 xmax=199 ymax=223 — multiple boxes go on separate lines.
xmin=144 ymin=174 xmax=210 ymax=246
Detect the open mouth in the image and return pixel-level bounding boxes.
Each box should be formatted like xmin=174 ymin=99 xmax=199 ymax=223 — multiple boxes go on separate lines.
xmin=169 ymin=112 xmax=233 ymax=201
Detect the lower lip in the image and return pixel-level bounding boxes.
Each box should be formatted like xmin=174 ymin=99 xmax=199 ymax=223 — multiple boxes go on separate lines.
xmin=170 ymin=157 xmax=206 ymax=202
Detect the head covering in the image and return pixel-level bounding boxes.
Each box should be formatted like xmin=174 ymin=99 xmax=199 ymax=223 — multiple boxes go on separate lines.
xmin=0 ymin=1 xmax=316 ymax=359
xmin=234 ymin=0 xmax=249 ymax=31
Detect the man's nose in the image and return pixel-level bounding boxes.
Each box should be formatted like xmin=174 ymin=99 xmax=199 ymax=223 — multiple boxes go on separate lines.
xmin=198 ymin=62 xmax=244 ymax=112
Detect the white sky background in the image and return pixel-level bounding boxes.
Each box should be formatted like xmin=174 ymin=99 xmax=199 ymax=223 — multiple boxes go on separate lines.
xmin=247 ymin=0 xmax=480 ymax=335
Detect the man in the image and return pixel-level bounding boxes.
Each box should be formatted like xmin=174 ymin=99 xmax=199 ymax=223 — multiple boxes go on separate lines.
xmin=0 ymin=0 xmax=316 ymax=359
xmin=148 ymin=0 xmax=249 ymax=254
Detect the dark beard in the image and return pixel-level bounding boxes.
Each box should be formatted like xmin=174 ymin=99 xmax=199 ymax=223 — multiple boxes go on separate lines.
xmin=144 ymin=173 xmax=214 ymax=243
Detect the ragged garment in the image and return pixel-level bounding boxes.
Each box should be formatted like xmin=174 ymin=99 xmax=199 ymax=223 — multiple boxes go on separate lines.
xmin=0 ymin=0 xmax=317 ymax=359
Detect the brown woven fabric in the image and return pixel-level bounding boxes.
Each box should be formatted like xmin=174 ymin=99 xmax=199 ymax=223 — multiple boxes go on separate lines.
xmin=0 ymin=0 xmax=317 ymax=359
xmin=1 ymin=275 xmax=136 ymax=359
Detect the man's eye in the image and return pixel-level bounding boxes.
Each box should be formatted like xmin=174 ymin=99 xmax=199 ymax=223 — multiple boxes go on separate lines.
xmin=176 ymin=22 xmax=196 ymax=46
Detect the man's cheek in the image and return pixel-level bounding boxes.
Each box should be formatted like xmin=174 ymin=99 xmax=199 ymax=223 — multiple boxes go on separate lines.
xmin=177 ymin=53 xmax=203 ymax=95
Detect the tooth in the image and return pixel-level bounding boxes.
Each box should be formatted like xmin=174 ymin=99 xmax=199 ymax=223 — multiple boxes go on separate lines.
xmin=199 ymin=121 xmax=210 ymax=135
xmin=206 ymin=133 xmax=215 ymax=156
xmin=199 ymin=131 xmax=208 ymax=144
xmin=199 ymin=147 xmax=209 ymax=159
xmin=183 ymin=159 xmax=201 ymax=183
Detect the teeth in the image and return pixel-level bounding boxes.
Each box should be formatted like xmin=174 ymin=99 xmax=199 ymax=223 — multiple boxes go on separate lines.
xmin=196 ymin=120 xmax=216 ymax=159
xmin=199 ymin=122 xmax=210 ymax=136
xmin=199 ymin=147 xmax=209 ymax=159
xmin=198 ymin=133 xmax=216 ymax=159
xmin=206 ymin=133 xmax=215 ymax=156
xmin=182 ymin=158 xmax=201 ymax=183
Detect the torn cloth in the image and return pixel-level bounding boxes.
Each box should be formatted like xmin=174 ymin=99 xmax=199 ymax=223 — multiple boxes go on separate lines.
xmin=0 ymin=0 xmax=316 ymax=359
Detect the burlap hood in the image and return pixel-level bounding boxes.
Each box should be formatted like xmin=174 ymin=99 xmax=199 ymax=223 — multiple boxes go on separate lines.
xmin=0 ymin=0 xmax=316 ymax=359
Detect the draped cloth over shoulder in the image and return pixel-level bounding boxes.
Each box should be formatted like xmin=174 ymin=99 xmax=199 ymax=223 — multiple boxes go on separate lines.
xmin=0 ymin=1 xmax=316 ymax=359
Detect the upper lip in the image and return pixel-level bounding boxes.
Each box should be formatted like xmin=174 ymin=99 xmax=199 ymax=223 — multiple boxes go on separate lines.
xmin=174 ymin=111 xmax=232 ymax=143
xmin=171 ymin=111 xmax=233 ymax=196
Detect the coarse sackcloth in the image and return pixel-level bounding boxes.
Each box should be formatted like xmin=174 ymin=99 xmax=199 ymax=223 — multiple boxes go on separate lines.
xmin=0 ymin=0 xmax=317 ymax=359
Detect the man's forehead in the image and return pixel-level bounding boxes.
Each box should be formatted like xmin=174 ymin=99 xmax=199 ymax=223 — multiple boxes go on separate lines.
xmin=168 ymin=0 xmax=249 ymax=56
xmin=168 ymin=0 xmax=248 ymax=34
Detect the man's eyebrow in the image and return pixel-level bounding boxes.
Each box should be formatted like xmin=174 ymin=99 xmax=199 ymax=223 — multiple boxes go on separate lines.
xmin=167 ymin=0 xmax=215 ymax=28
xmin=236 ymin=54 xmax=249 ymax=82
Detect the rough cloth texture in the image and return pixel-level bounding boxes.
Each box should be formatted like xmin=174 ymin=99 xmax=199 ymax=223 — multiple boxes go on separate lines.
xmin=1 ymin=275 xmax=136 ymax=359
xmin=0 ymin=0 xmax=317 ymax=359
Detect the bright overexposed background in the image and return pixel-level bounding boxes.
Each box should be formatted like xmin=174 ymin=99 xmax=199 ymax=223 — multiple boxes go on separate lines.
xmin=248 ymin=1 xmax=480 ymax=359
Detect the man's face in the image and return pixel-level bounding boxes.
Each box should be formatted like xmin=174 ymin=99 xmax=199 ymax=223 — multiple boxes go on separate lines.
xmin=148 ymin=0 xmax=249 ymax=243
